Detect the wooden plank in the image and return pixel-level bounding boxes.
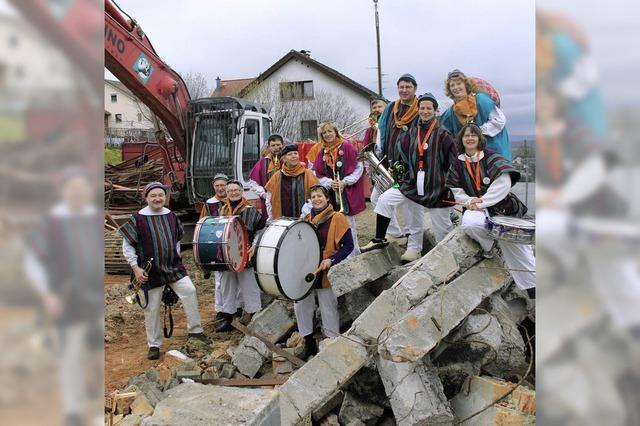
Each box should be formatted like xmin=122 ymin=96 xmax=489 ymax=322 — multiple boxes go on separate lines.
xmin=197 ymin=376 xmax=288 ymax=387
xmin=231 ymin=320 xmax=305 ymax=368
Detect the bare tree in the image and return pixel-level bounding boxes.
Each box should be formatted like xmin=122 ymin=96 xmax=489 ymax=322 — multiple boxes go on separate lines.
xmin=182 ymin=71 xmax=211 ymax=99
xmin=246 ymin=79 xmax=359 ymax=143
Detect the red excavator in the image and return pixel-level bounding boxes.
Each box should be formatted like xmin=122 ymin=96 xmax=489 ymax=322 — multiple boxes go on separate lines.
xmin=10 ymin=0 xmax=271 ymax=212
xmin=104 ymin=0 xmax=271 ymax=209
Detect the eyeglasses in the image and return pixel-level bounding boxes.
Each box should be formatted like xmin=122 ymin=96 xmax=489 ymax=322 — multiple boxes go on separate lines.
xmin=226 ymin=189 xmax=242 ymax=194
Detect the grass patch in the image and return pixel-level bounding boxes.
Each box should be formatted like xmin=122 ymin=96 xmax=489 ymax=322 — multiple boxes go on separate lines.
xmin=105 ymin=147 xmax=122 ymax=165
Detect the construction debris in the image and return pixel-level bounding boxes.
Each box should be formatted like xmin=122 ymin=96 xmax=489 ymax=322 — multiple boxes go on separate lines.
xmin=104 ymin=158 xmax=163 ymax=216
xmin=338 ymin=392 xmax=384 ymax=425
xmin=328 ymin=243 xmax=403 ymax=296
xmin=108 ymin=221 xmax=535 ymax=426
xmin=376 ymin=356 xmax=454 ymax=425
xmin=140 ymin=383 xmax=280 ymax=425
xmin=450 ymin=376 xmax=535 ymax=425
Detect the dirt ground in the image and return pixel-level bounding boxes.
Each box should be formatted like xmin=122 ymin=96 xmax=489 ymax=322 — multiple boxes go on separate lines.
xmin=104 ymin=202 xmax=378 ymax=393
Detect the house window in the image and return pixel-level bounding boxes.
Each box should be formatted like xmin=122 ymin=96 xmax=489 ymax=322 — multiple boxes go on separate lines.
xmin=115 ymin=114 xmax=122 ymax=123
xmin=300 ymin=120 xmax=318 ymax=140
xmin=137 ymin=113 xmax=142 ymax=122
xmin=111 ymin=94 xmax=117 ymax=103
xmin=280 ymin=80 xmax=314 ymax=101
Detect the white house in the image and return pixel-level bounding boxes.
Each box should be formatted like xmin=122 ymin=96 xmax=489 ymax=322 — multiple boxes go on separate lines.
xmin=104 ymin=79 xmax=155 ymax=139
xmin=0 ymin=14 xmax=74 ymax=99
xmin=214 ymin=50 xmax=382 ymax=142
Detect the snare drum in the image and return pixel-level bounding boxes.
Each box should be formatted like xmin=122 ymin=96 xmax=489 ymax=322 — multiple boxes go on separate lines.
xmin=254 ymin=218 xmax=321 ymax=301
xmin=193 ymin=216 xmax=248 ymax=272
xmin=486 ymin=215 xmax=535 ymax=244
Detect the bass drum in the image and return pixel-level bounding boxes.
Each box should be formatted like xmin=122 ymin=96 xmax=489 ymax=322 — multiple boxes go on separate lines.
xmin=254 ymin=218 xmax=321 ymax=301
xmin=193 ymin=216 xmax=248 ymax=272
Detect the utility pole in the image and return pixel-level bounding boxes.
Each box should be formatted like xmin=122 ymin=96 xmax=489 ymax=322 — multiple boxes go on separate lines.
xmin=374 ymin=0 xmax=382 ymax=96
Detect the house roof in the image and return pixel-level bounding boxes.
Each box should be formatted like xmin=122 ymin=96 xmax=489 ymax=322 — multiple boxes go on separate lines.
xmin=211 ymin=78 xmax=256 ymax=97
xmin=105 ymin=79 xmax=135 ymax=98
xmin=238 ymin=50 xmax=383 ymax=100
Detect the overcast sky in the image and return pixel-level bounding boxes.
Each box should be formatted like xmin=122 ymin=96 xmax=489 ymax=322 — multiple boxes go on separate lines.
xmin=107 ymin=0 xmax=535 ymax=135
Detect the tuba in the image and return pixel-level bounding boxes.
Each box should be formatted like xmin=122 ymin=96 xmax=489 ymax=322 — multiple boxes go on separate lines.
xmin=357 ymin=143 xmax=395 ymax=193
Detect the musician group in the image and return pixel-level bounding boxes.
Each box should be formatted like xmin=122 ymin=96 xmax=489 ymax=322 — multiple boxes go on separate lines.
xmin=122 ymin=70 xmax=536 ymax=361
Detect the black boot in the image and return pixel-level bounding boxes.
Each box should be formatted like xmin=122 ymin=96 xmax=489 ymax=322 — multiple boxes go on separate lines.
xmin=215 ymin=312 xmax=233 ymax=332
xmin=300 ymin=334 xmax=318 ymax=359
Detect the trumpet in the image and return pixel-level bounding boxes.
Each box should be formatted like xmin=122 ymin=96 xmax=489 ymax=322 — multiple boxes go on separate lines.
xmin=333 ymin=166 xmax=347 ymax=214
xmin=125 ymin=258 xmax=154 ymax=305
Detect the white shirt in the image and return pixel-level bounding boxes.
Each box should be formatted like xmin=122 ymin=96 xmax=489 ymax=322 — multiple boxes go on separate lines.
xmin=450 ymin=152 xmax=512 ymax=209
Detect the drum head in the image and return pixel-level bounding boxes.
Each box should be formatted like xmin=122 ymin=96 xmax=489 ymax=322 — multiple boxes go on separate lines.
xmin=274 ymin=221 xmax=321 ymax=300
xmin=490 ymin=216 xmax=535 ymax=229
xmin=193 ymin=216 xmax=248 ymax=272
xmin=223 ymin=216 xmax=248 ymax=272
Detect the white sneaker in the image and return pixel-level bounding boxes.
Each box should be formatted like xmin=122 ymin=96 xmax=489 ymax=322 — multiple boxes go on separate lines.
xmin=400 ymin=250 xmax=421 ymax=263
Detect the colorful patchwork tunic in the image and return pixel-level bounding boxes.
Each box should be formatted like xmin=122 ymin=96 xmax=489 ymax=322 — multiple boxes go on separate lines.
xmin=119 ymin=208 xmax=187 ymax=289
xmin=395 ymin=117 xmax=456 ymax=208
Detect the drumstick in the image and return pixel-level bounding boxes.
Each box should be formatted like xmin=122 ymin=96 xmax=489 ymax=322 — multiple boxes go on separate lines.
xmin=305 ymin=266 xmax=323 ymax=283
xmin=442 ymin=200 xmax=468 ymax=207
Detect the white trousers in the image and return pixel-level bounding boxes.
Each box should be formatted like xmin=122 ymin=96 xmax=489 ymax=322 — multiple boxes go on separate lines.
xmin=219 ymin=268 xmax=262 ymax=315
xmin=143 ymin=276 xmax=203 ymax=347
xmin=214 ymin=271 xmax=241 ymax=313
xmin=375 ymin=188 xmax=453 ymax=251
xmin=371 ymin=185 xmax=409 ymax=238
xmin=294 ymin=288 xmax=340 ymax=338
xmin=428 ymin=206 xmax=455 ymax=243
xmin=461 ymin=210 xmax=536 ymax=290
xmin=59 ymin=323 xmax=90 ymax=416
xmin=346 ymin=215 xmax=361 ymax=258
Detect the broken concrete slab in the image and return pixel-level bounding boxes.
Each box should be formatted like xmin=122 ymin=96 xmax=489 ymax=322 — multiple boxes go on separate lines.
xmin=376 ymin=355 xmax=454 ymax=426
xmin=379 ymin=258 xmax=512 ymax=363
xmin=328 ymin=243 xmax=403 ymax=297
xmin=433 ymin=312 xmax=527 ymax=382
xmin=272 ymin=355 xmax=293 ymax=374
xmin=130 ymin=394 xmax=154 ymax=417
xmin=342 ymin=286 xmax=377 ymax=322
xmin=229 ymin=336 xmax=272 ymax=378
xmin=279 ymin=336 xmax=369 ymax=426
xmin=141 ymin=382 xmax=280 ymax=426
xmin=117 ymin=414 xmax=142 ymax=426
xmin=338 ymin=392 xmax=384 ymax=426
xmin=281 ymin=230 xmax=483 ymax=424
xmin=247 ymin=300 xmax=295 ymax=343
xmin=450 ymin=376 xmax=535 ymax=425
xmin=312 ymin=391 xmax=344 ymax=422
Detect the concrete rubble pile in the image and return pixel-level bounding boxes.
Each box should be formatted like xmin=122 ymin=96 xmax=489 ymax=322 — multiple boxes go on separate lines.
xmin=109 ymin=228 xmax=535 ymax=425
xmin=280 ymin=227 xmax=536 ymax=425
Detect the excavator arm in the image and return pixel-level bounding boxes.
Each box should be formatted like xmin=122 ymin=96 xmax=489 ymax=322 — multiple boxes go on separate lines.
xmin=104 ymin=0 xmax=191 ymax=157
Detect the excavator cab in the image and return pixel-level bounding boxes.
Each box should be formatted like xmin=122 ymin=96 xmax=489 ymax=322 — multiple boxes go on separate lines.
xmin=186 ymin=96 xmax=271 ymax=204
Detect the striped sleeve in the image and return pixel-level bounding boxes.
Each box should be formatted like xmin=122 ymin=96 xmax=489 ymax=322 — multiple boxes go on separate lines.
xmin=119 ymin=215 xmax=138 ymax=247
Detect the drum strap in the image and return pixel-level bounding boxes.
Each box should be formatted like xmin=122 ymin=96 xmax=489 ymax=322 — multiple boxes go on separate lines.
xmin=162 ymin=285 xmax=179 ymax=338
xmin=135 ymin=284 xmax=150 ymax=309
xmin=163 ymin=304 xmax=174 ymax=338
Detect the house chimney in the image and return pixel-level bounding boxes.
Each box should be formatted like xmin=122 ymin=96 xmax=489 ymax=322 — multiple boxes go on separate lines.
xmin=216 ymin=76 xmax=222 ymax=88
